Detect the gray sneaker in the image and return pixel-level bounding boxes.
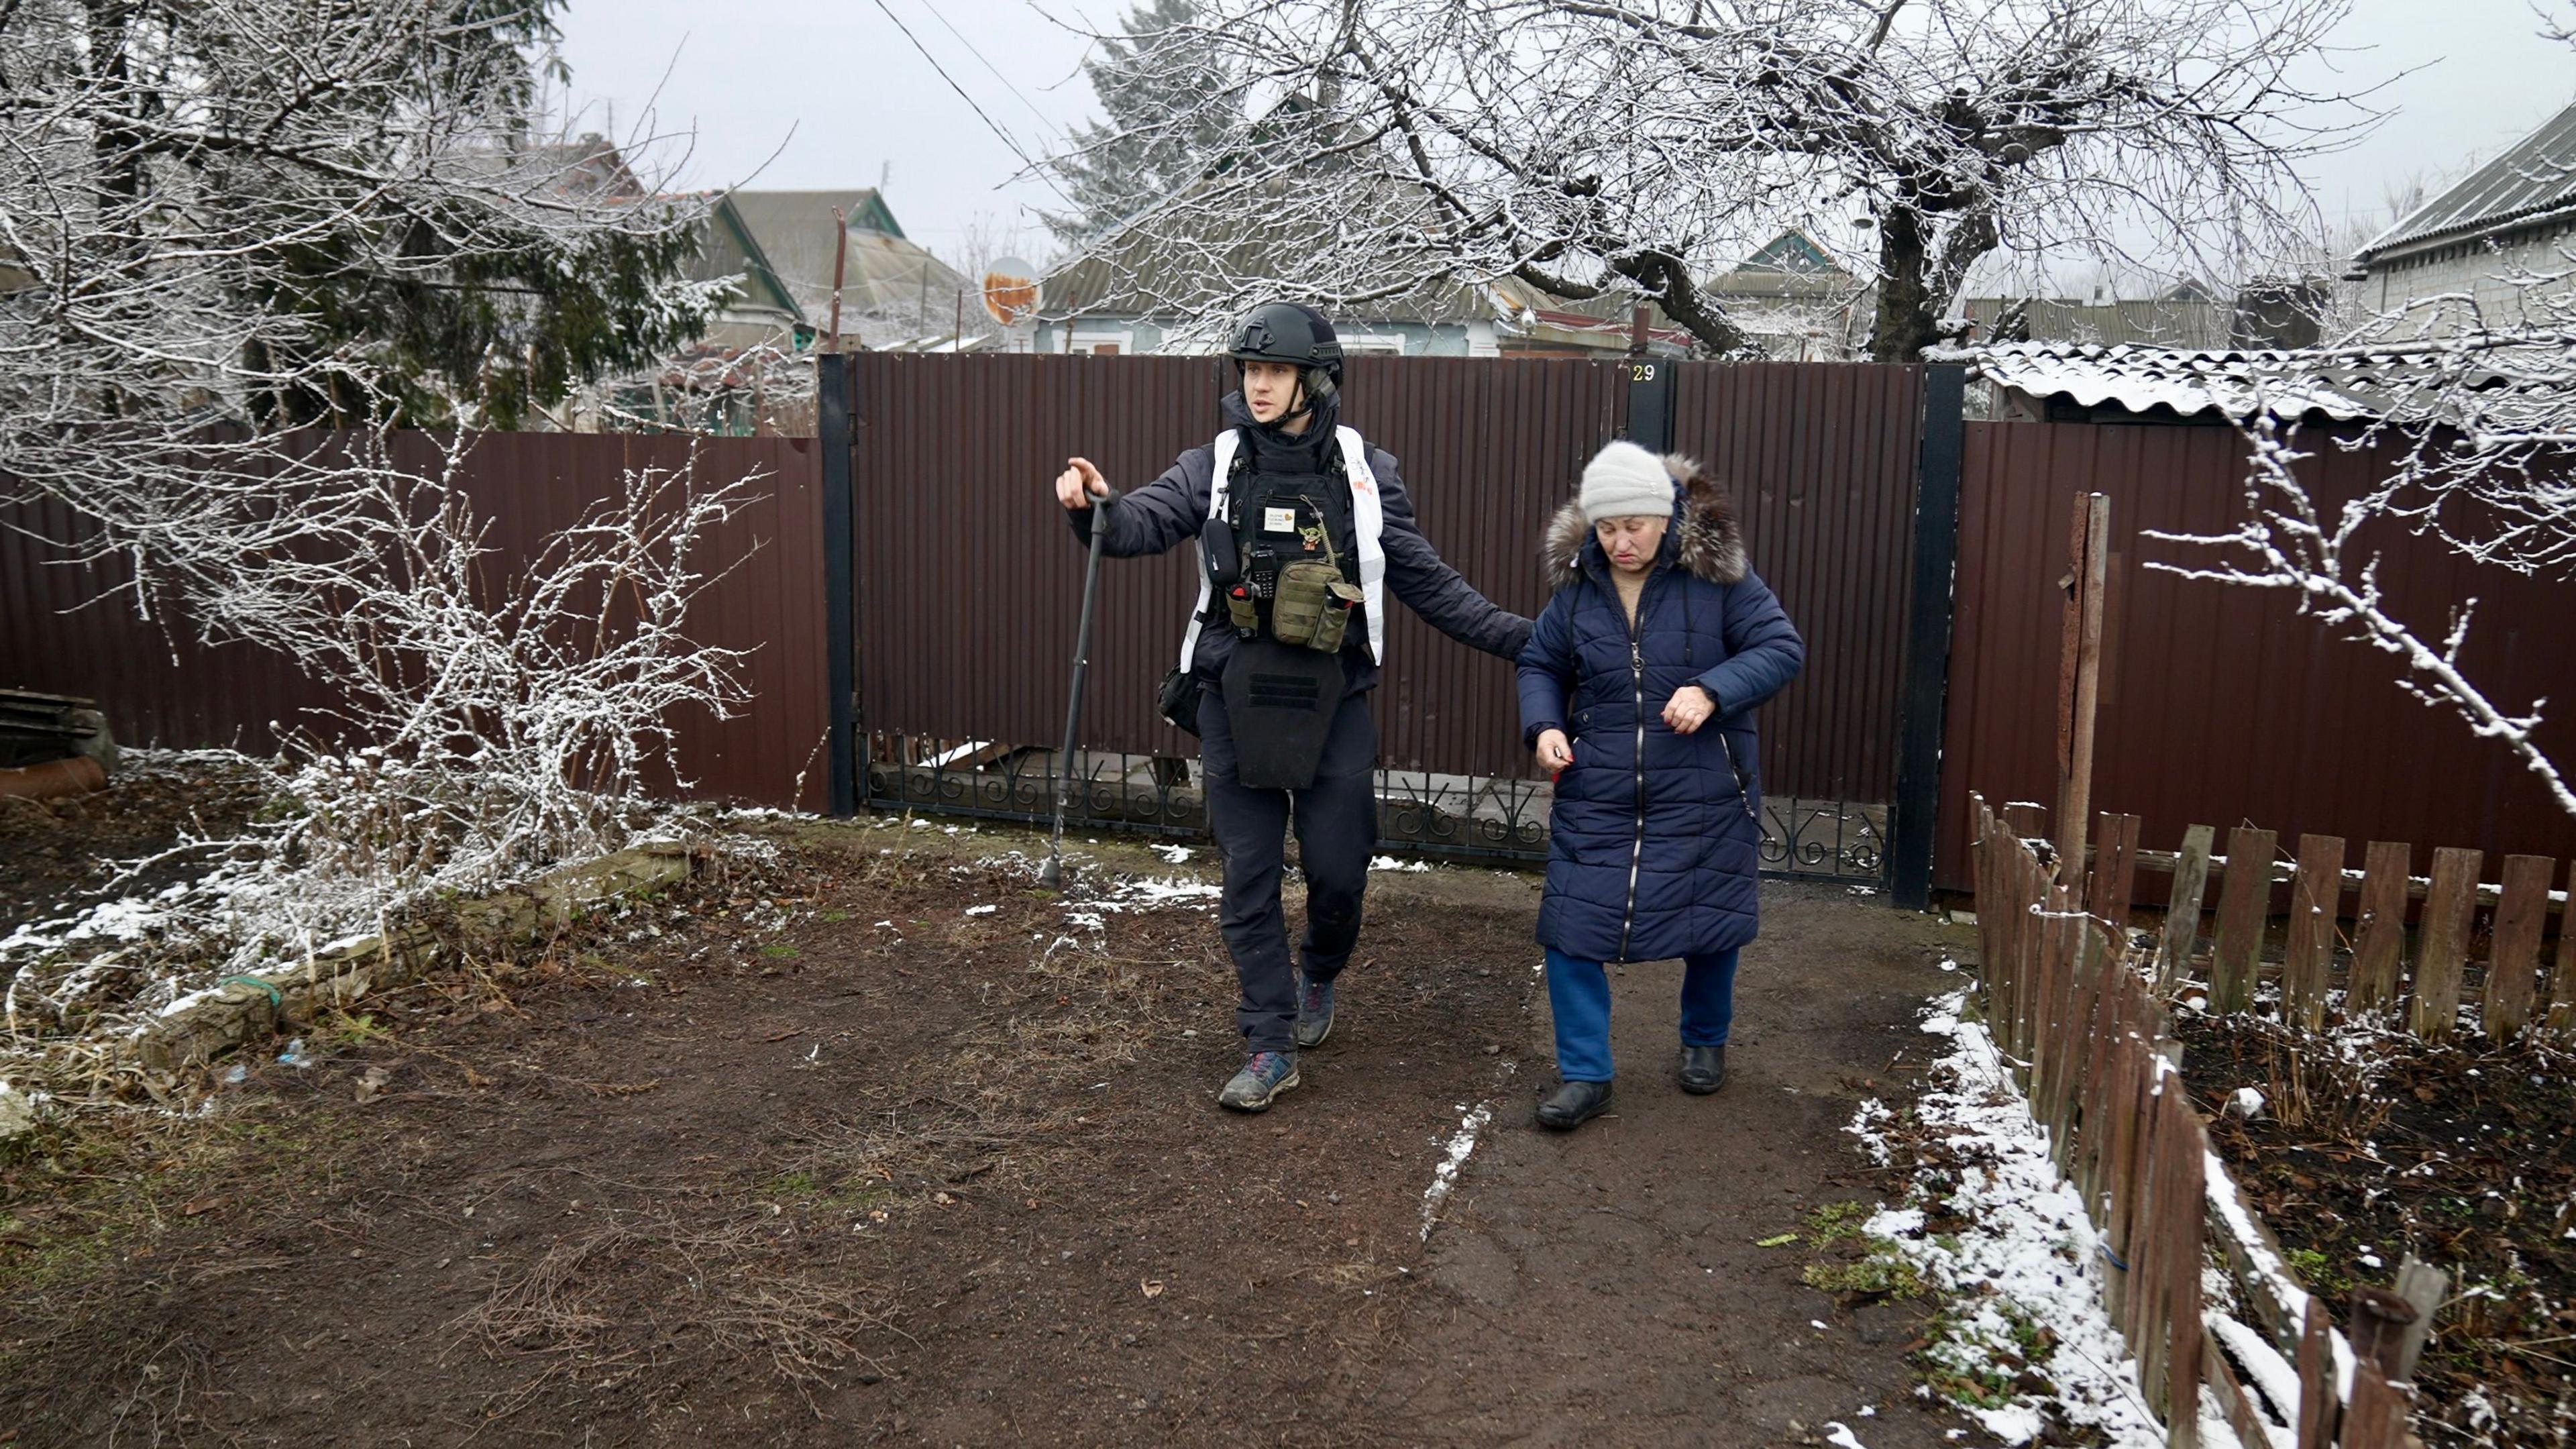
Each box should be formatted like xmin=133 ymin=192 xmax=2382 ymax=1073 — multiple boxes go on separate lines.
xmin=1293 ymin=972 xmax=1336 ymax=1049
xmin=1217 ymin=1050 xmax=1300 ymax=1112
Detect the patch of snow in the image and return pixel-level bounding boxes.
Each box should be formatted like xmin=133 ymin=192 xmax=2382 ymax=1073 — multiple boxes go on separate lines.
xmin=1419 ymin=1101 xmax=1493 ymax=1240
xmin=2207 ymin=1313 xmax=2300 ymax=1448
xmin=965 ymin=904 xmax=1000 ymax=917
xmin=1847 ymin=1097 xmax=1895 ymax=1165
xmin=1369 ymin=855 xmax=1432 ymax=873
xmin=923 ymin=740 xmax=994 ymax=768
xmin=1823 ymin=1422 xmax=1870 ymax=1449
xmin=1858 ymin=990 xmax=2246 ymax=1448
xmin=1150 ymin=845 xmax=1195 ymax=865
xmin=0 ymin=1082 xmax=36 ymax=1141
xmin=1092 ymin=876 xmax=1224 ymax=913
xmin=2202 ymin=1150 xmax=2349 ymax=1400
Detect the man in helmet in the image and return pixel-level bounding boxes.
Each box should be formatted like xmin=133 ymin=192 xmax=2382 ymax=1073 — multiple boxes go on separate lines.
xmin=1051 ymin=302 xmax=1532 ymax=1112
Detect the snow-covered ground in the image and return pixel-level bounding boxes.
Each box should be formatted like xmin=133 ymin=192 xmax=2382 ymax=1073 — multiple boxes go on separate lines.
xmin=1848 ymin=989 xmax=2250 ymax=1448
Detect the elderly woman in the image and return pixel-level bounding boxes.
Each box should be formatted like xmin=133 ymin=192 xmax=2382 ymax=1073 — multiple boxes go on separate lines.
xmin=1515 ymin=439 xmax=1806 ymax=1130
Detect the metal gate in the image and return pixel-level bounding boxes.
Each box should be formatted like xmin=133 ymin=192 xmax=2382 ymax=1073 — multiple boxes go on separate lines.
xmin=818 ymin=353 xmax=1960 ymax=896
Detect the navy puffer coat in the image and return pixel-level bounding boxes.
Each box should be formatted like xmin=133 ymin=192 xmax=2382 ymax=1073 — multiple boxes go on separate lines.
xmin=1516 ymin=458 xmax=1805 ymax=963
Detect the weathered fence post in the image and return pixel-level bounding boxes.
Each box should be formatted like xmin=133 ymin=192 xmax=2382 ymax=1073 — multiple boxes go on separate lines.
xmin=2349 ymin=841 xmax=2412 ymax=1015
xmin=2412 ymin=847 xmax=2482 ymax=1039
xmin=2296 ymin=1298 xmax=2339 ymax=1449
xmin=2089 ymin=812 xmax=2142 ymax=928
xmin=2210 ymin=825 xmax=2279 ymax=1014
xmin=2157 ymin=824 xmax=2216 ymax=988
xmin=2283 ymin=834 xmax=2346 ymax=1030
xmin=2053 ymin=492 xmax=2110 ymax=900
xmin=2486 ymin=854 xmax=2555 ymax=1039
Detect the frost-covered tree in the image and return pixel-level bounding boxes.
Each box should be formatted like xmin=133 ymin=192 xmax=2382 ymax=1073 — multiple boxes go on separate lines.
xmin=1046 ymin=0 xmax=2369 ymax=358
xmin=2148 ymin=11 xmax=2576 ymax=824
xmin=1044 ymin=0 xmax=1234 ymax=246
xmin=0 ymin=0 xmax=717 ymax=434
xmin=0 ymin=1 xmax=755 ymax=1004
xmin=0 ymin=0 xmax=732 ymax=617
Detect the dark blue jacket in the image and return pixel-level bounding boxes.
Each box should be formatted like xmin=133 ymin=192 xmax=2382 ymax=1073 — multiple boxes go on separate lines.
xmin=1516 ymin=462 xmax=1805 ymax=963
xmin=1069 ymin=392 xmax=1532 ymax=688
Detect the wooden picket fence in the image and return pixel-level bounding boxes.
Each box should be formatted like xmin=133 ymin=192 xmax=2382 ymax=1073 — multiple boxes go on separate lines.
xmin=2010 ymin=800 xmax=2576 ymax=1040
xmin=1972 ymin=796 xmax=2428 ymax=1449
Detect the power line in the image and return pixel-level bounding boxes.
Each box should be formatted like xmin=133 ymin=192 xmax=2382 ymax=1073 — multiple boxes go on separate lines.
xmin=912 ymin=0 xmax=1072 ymax=148
xmin=867 ymin=0 xmax=1040 ymax=171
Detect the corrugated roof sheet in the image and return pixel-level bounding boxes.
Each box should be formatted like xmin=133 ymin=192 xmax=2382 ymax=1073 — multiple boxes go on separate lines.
xmin=1935 ymin=342 xmax=2450 ymax=421
xmin=2361 ymin=98 xmax=2576 ymax=260
xmin=1955 ymin=297 xmax=2232 ymax=349
xmin=724 ymin=189 xmax=966 ymax=317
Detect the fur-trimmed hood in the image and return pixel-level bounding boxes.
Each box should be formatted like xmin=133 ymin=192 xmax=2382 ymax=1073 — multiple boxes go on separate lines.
xmin=1542 ymin=453 xmax=1747 ymax=586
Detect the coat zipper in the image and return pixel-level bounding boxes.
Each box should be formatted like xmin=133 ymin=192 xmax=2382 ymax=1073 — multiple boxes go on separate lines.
xmin=1719 ymin=731 xmax=1758 ymax=824
xmin=1615 ymin=596 xmax=1650 ymax=963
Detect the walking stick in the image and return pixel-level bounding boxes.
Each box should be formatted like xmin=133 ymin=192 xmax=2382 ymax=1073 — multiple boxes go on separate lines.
xmin=1041 ymin=490 xmax=1114 ymax=888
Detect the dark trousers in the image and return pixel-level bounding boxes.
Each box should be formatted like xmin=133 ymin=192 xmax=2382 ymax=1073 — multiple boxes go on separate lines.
xmin=1197 ymin=688 xmax=1378 ymax=1053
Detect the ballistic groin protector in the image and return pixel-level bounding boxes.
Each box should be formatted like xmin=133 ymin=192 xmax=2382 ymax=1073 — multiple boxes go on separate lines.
xmin=1221 ymin=638 xmax=1343 ymax=790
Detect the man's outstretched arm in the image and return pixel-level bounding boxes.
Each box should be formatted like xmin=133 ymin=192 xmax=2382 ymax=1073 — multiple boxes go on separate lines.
xmin=1057 ymin=451 xmax=1209 ymax=559
xmin=1373 ymin=453 xmax=1534 ymax=659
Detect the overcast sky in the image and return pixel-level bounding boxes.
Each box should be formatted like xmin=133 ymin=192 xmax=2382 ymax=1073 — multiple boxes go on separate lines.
xmin=553 ymin=0 xmax=2576 ymax=274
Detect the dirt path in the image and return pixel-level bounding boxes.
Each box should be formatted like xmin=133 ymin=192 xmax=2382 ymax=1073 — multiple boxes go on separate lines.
xmin=1 ymin=821 xmax=1984 ymax=1447
xmin=1337 ymin=884 xmax=1972 ymax=1446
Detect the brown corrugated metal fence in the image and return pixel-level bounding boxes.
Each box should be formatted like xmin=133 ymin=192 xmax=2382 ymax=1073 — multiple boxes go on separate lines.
xmin=1937 ymin=419 xmax=2576 ymax=892
xmin=1673 ymin=363 xmax=1924 ymax=804
xmin=20 ymin=367 xmax=2565 ymax=900
xmin=848 ymin=354 xmax=1925 ymax=798
xmin=0 ymin=432 xmax=828 ymax=809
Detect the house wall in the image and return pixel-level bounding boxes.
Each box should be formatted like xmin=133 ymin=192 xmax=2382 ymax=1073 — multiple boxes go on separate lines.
xmin=2366 ymin=219 xmax=2576 ymax=329
xmin=1030 ymin=317 xmax=1483 ymax=357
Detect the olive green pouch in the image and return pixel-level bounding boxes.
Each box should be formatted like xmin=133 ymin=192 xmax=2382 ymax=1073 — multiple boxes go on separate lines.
xmin=1271 ymin=558 xmax=1340 ymax=648
xmin=1270 ymin=519 xmax=1359 ymax=653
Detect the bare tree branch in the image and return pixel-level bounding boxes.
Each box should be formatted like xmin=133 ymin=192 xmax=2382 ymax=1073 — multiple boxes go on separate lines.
xmin=1047 ymin=0 xmax=2376 ymax=358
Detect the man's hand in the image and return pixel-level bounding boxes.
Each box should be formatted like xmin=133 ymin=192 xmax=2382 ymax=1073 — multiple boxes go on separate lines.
xmin=1054 ymin=456 xmax=1108 ymax=511
xmin=1534 ymin=729 xmax=1573 ymax=773
xmin=1663 ymin=685 xmax=1717 ymax=735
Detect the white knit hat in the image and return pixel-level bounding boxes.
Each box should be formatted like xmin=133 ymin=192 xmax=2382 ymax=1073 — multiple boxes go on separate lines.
xmin=1579 ymin=440 xmax=1674 ymax=524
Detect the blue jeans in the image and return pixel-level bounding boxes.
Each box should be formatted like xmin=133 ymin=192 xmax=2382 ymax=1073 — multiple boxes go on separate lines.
xmin=1544 ymin=947 xmax=1740 ymax=1083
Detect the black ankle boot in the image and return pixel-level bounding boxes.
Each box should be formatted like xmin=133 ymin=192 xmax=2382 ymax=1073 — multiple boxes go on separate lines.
xmin=1536 ymin=1079 xmax=1613 ymax=1130
xmin=1677 ymin=1045 xmax=1727 ymax=1095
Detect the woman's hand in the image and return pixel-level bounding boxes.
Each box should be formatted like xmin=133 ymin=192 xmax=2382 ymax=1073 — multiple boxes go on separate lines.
xmin=1662 ymin=685 xmax=1717 ymax=735
xmin=1534 ymin=729 xmax=1574 ymax=774
xmin=1054 ymin=457 xmax=1107 ymax=511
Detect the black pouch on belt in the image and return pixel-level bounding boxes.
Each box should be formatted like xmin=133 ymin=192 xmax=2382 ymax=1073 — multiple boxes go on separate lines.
xmin=1220 ymin=637 xmax=1341 ymax=790
xmin=1155 ymin=667 xmax=1203 ymax=736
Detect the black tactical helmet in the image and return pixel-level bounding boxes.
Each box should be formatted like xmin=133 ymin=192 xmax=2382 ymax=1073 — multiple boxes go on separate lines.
xmin=1226 ymin=302 xmax=1344 ymax=386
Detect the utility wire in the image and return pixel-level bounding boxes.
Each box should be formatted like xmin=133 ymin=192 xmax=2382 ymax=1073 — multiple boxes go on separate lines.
xmin=866 ymin=0 xmax=1049 ymax=179
xmin=912 ymin=0 xmax=1071 ymax=148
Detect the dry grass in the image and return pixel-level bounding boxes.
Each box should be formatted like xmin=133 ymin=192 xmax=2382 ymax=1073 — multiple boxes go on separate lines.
xmin=453 ymin=1210 xmax=891 ymax=1426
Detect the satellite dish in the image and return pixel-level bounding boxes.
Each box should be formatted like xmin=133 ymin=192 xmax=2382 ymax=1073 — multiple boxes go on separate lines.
xmin=982 ymin=257 xmax=1040 ymax=325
